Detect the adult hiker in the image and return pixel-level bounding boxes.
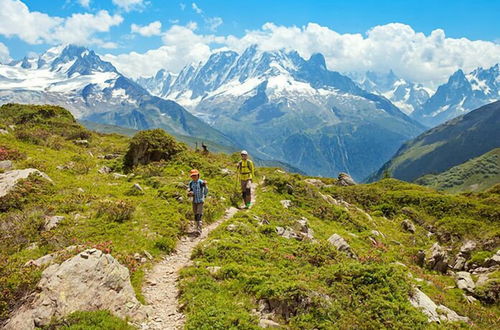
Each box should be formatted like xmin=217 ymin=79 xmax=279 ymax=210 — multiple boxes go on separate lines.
xmin=237 ymin=150 xmax=255 ymax=209
xmin=187 ymin=169 xmax=208 ymax=236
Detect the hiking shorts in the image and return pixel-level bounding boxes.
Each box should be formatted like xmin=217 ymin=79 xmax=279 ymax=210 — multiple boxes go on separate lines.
xmin=192 ymin=202 xmax=204 ymax=215
xmin=240 ymin=179 xmax=252 ymax=192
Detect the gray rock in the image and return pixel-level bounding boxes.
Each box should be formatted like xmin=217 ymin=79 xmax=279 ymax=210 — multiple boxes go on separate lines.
xmin=304 ymin=178 xmax=325 ymax=188
xmin=327 ymin=234 xmax=357 ymax=259
xmin=455 ymin=272 xmax=475 ymax=293
xmin=132 ymin=183 xmax=144 ymax=192
xmin=426 ymin=243 xmax=449 ymax=273
xmin=275 ymin=226 xmax=301 ymax=240
xmin=144 ymin=250 xmax=153 ymax=260
xmin=409 ymin=288 xmax=469 ymax=323
xmin=207 ymin=266 xmax=221 ymax=275
xmin=0 ymin=160 xmax=13 ymax=170
xmin=73 ymin=139 xmax=89 ymax=147
xmin=484 ymin=250 xmax=500 ymax=268
xmin=104 ymin=154 xmax=120 ymax=160
xmin=112 ymin=172 xmax=127 ymax=179
xmin=98 ymin=166 xmax=111 ymax=174
xmin=0 ymin=128 xmax=9 ymax=135
xmin=401 ymin=219 xmax=416 ymax=233
xmin=226 ymin=224 xmax=238 ymax=232
xmin=77 ymin=187 xmax=85 ymax=193
xmin=43 ymin=215 xmax=65 ymax=231
xmin=259 ymin=318 xmax=281 ymax=328
xmin=220 ymin=168 xmax=231 ymax=175
xmin=452 ymin=241 xmax=477 ymax=270
xmin=5 ymin=249 xmax=146 ymax=329
xmin=280 ymin=200 xmax=292 ymax=208
xmin=337 ymin=172 xmax=356 ymax=186
xmin=0 ymin=169 xmax=52 ymax=198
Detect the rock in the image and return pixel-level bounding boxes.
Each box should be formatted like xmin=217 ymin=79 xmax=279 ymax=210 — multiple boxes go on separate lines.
xmin=134 ymin=253 xmax=141 ymax=261
xmin=226 ymin=224 xmax=238 ymax=232
xmin=327 ymin=234 xmax=357 ymax=259
xmin=104 ymin=154 xmax=120 ymax=160
xmin=464 ymin=295 xmax=478 ymax=304
xmin=416 ymin=250 xmax=426 ymax=267
xmin=24 ymin=254 xmax=55 ymax=268
xmin=304 ymin=178 xmax=325 ymax=188
xmin=144 ymin=250 xmax=153 ymax=260
xmin=409 ymin=288 xmax=468 ymax=323
xmin=336 ymin=172 xmax=356 ymax=186
xmin=220 ymin=168 xmax=231 ymax=175
xmin=132 ymin=183 xmax=144 ymax=192
xmin=455 ymin=272 xmax=475 ymax=293
xmin=474 ymin=272 xmax=499 ymax=303
xmin=0 ymin=169 xmax=52 ymax=198
xmin=401 ymin=219 xmax=416 ymax=233
xmin=259 ymin=319 xmax=281 ymax=328
xmin=112 ymin=172 xmax=127 ymax=179
xmin=77 ymin=187 xmax=85 ymax=193
xmin=452 ymin=256 xmax=467 ymax=271
xmin=370 ymin=230 xmax=382 ymax=237
xmin=98 ymin=166 xmax=111 ymax=174
xmin=0 ymin=128 xmax=9 ymax=135
xmin=280 ymin=200 xmax=292 ymax=208
xmin=207 ymin=266 xmax=221 ymax=275
xmin=426 ymin=243 xmax=449 ymax=273
xmin=452 ymin=241 xmax=477 ymax=270
xmin=484 ymin=250 xmax=500 ymax=268
xmin=43 ymin=215 xmax=65 ymax=231
xmin=275 ymin=226 xmax=302 ymax=240
xmin=73 ymin=139 xmax=89 ymax=147
xmin=0 ymin=160 xmax=13 ymax=170
xmin=140 ymin=257 xmax=147 ymax=263
xmin=5 ymin=249 xmax=146 ymax=329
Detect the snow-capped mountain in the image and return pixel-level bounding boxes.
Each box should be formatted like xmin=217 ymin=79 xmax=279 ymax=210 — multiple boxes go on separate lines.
xmin=138 ymin=46 xmax=425 ymax=180
xmin=411 ymin=64 xmax=500 ymax=127
xmin=0 ymin=45 xmax=233 ymax=146
xmin=352 ymin=70 xmax=432 ymax=115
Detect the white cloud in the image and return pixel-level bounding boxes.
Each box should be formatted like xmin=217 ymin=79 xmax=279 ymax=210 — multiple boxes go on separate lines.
xmin=103 ymin=23 xmax=213 ymax=78
xmin=180 ymin=3 xmax=186 ymax=11
xmin=0 ymin=0 xmax=122 ymax=48
xmin=112 ymin=0 xmax=144 ymax=12
xmin=78 ymin=0 xmax=90 ymax=8
xmin=0 ymin=42 xmax=11 ymax=63
xmin=206 ymin=16 xmax=223 ymax=32
xmin=103 ymin=21 xmax=500 ymax=87
xmin=131 ymin=21 xmax=162 ymax=37
xmin=191 ymin=2 xmax=202 ymax=14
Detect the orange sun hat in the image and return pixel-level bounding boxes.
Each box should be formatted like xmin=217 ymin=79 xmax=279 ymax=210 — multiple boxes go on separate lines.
xmin=189 ymin=169 xmax=200 ymax=177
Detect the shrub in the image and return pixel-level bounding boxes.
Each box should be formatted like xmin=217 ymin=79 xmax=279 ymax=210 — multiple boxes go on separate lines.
xmin=44 ymin=310 xmax=135 ymax=330
xmin=123 ymin=129 xmax=186 ymax=169
xmin=96 ymin=200 xmax=135 ymax=223
xmin=0 ymin=173 xmax=54 ymax=212
xmin=0 ymin=146 xmax=26 ymax=161
xmin=154 ymin=237 xmax=175 ymax=253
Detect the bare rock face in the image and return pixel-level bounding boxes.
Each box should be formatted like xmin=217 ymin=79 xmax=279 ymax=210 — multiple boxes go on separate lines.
xmin=452 ymin=241 xmax=476 ymax=270
xmin=0 ymin=160 xmax=13 ymax=170
xmin=426 ymin=243 xmax=449 ymax=273
xmin=304 ymin=178 xmax=326 ymax=188
xmin=0 ymin=169 xmax=52 ymax=198
xmin=455 ymin=272 xmax=475 ymax=293
xmin=410 ymin=288 xmax=469 ymax=323
xmin=275 ymin=226 xmax=302 ymax=240
xmin=327 ymin=234 xmax=357 ymax=259
xmin=336 ymin=172 xmax=356 ymax=186
xmin=401 ymin=219 xmax=416 ymax=233
xmin=5 ymin=249 xmax=146 ymax=329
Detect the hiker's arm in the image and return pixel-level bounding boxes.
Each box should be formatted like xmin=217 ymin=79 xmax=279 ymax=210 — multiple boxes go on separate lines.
xmin=250 ymin=161 xmax=255 ymax=179
xmin=203 ymin=181 xmax=208 ymax=197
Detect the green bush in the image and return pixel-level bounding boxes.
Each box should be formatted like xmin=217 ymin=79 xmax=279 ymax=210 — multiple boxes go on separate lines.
xmin=96 ymin=200 xmax=135 ymax=223
xmin=0 ymin=173 xmax=54 ymax=212
xmin=43 ymin=310 xmax=134 ymax=330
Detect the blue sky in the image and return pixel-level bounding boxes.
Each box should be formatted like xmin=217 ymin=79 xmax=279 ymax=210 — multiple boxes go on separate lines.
xmin=0 ymin=0 xmax=499 ymax=86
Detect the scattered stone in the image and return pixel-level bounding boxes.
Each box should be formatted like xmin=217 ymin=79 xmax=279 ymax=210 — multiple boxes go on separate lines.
xmin=426 ymin=243 xmax=449 ymax=273
xmin=220 ymin=168 xmax=231 ymax=175
xmin=452 ymin=241 xmax=477 ymax=270
xmin=275 ymin=226 xmax=302 ymax=240
xmin=206 ymin=266 xmax=221 ymax=275
xmin=134 ymin=253 xmax=142 ymax=261
xmin=77 ymin=187 xmax=85 ymax=193
xmin=144 ymin=250 xmax=153 ymax=260
xmin=24 ymin=254 xmax=55 ymax=268
xmin=409 ymin=288 xmax=469 ymax=323
xmin=327 ymin=234 xmax=357 ymax=259
xmin=140 ymin=257 xmax=147 ymax=264
xmin=280 ymin=200 xmax=292 ymax=208
xmin=98 ymin=166 xmax=111 ymax=174
xmin=455 ymin=272 xmax=475 ymax=293
xmin=0 ymin=128 xmax=9 ymax=135
xmin=259 ymin=319 xmax=281 ymax=328
xmin=416 ymin=250 xmax=426 ymax=267
xmin=104 ymin=154 xmax=120 ymax=160
xmin=226 ymin=224 xmax=238 ymax=232
xmin=0 ymin=160 xmax=13 ymax=170
xmin=43 ymin=215 xmax=65 ymax=231
xmin=304 ymin=178 xmax=325 ymax=188
xmin=73 ymin=139 xmax=89 ymax=147
xmin=275 ymin=169 xmax=285 ymax=174
xmin=132 ymin=183 xmax=144 ymax=192
xmin=112 ymin=172 xmax=127 ymax=179
xmin=464 ymin=295 xmax=478 ymax=304
xmin=336 ymin=172 xmax=356 ymax=186
xmin=484 ymin=250 xmax=500 ymax=268
xmin=401 ymin=219 xmax=416 ymax=233
xmin=0 ymin=169 xmax=52 ymax=198
xmin=254 ymin=215 xmax=270 ymax=226
xmin=371 ymin=230 xmax=382 ymax=237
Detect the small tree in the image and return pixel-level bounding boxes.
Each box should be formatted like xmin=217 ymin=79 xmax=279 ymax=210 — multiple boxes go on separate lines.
xmin=123 ymin=129 xmax=186 ymax=169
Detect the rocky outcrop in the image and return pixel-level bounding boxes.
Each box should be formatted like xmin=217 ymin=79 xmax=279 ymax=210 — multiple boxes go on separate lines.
xmin=401 ymin=219 xmax=416 ymax=233
xmin=0 ymin=160 xmax=13 ymax=170
xmin=304 ymin=178 xmax=326 ymax=188
xmin=0 ymin=169 xmax=52 ymax=197
xmin=280 ymin=200 xmax=292 ymax=208
xmin=294 ymin=217 xmax=314 ymax=240
xmin=276 ymin=226 xmax=301 ymax=240
xmin=336 ymin=173 xmax=356 ymax=186
xmin=452 ymin=241 xmax=476 ymax=270
xmin=455 ymin=272 xmax=475 ymax=294
xmin=426 ymin=243 xmax=449 ymax=273
xmin=5 ymin=249 xmax=147 ymax=329
xmin=409 ymin=288 xmax=469 ymax=323
xmin=43 ymin=215 xmax=65 ymax=231
xmin=327 ymin=234 xmax=357 ymax=259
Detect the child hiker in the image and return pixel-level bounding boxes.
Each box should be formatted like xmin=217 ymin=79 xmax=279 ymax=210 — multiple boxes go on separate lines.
xmin=187 ymin=169 xmax=208 ymax=236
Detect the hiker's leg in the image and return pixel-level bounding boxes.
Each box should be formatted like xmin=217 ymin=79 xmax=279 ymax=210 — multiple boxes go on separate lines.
xmin=245 ymin=183 xmax=252 ymax=204
xmin=240 ymin=180 xmax=247 ymax=203
xmin=195 ymin=203 xmax=203 ymax=233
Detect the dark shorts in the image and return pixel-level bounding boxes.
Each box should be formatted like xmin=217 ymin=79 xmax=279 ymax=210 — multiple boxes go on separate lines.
xmin=192 ymin=202 xmax=204 ymax=215
xmin=240 ymin=179 xmax=252 ymax=192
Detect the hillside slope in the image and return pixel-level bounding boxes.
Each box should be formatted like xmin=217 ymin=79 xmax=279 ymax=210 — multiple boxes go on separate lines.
xmin=415 ymin=148 xmax=500 ymax=193
xmin=370 ymin=100 xmax=500 ymax=182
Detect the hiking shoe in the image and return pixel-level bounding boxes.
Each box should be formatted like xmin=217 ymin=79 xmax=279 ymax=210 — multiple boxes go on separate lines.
xmin=245 ymin=202 xmax=251 ymax=209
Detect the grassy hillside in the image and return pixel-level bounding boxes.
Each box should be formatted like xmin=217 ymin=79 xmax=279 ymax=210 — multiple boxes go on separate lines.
xmin=1 ymin=104 xmax=499 ymax=329
xmin=415 ymin=148 xmax=500 ymax=193
xmin=0 ymin=104 xmax=241 ymax=324
xmin=178 ymin=172 xmax=499 ymax=329
xmin=369 ymin=100 xmax=500 ymax=182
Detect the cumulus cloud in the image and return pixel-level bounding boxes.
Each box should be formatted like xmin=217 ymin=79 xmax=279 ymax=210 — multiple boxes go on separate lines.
xmin=206 ymin=17 xmax=223 ymax=32
xmin=0 ymin=0 xmax=122 ymax=48
xmin=103 ymin=22 xmax=500 ymax=87
xmin=112 ymin=0 xmax=144 ymax=12
xmin=0 ymin=42 xmax=11 ymax=63
xmin=131 ymin=21 xmax=162 ymax=37
xmin=103 ymin=24 xmax=213 ymax=78
xmin=191 ymin=2 xmax=203 ymax=14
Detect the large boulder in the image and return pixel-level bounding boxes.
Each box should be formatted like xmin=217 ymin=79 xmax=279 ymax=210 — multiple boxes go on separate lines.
xmin=327 ymin=234 xmax=357 ymax=259
xmin=426 ymin=243 xmax=449 ymax=273
xmin=336 ymin=173 xmax=356 ymax=186
xmin=4 ymin=249 xmax=146 ymax=329
xmin=410 ymin=288 xmax=469 ymax=323
xmin=455 ymin=272 xmax=475 ymax=293
xmin=0 ymin=169 xmax=52 ymax=198
xmin=452 ymin=241 xmax=476 ymax=270
xmin=401 ymin=219 xmax=416 ymax=233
